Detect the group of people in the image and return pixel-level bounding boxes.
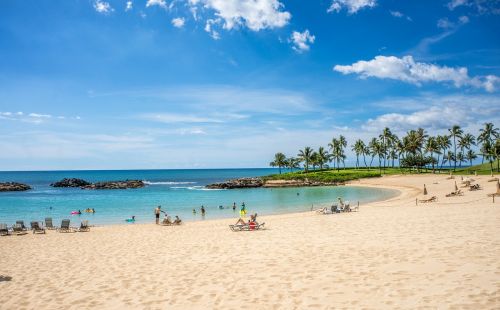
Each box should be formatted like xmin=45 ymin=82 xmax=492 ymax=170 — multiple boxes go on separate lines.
xmin=154 ymin=206 xmax=182 ymax=225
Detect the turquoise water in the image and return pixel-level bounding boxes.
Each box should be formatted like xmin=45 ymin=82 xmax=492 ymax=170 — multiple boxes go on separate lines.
xmin=0 ymin=169 xmax=398 ymax=226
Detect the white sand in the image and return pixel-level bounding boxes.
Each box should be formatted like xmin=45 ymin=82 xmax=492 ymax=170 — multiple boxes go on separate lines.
xmin=1 ymin=174 xmax=499 ymax=309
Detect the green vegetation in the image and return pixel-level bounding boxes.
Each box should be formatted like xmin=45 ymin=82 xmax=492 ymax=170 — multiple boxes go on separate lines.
xmin=455 ymin=162 xmax=500 ymax=175
xmin=263 ymin=169 xmax=382 ymax=183
xmin=270 ymin=122 xmax=500 ymax=176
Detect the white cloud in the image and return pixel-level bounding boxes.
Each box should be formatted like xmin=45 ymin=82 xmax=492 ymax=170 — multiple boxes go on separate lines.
xmin=333 ymin=55 xmax=499 ymax=92
xmin=93 ymin=0 xmax=113 ymax=14
xmin=205 ymin=18 xmax=221 ymax=39
xmin=290 ymin=30 xmax=315 ymax=52
xmin=447 ymin=0 xmax=469 ymax=10
xmin=447 ymin=0 xmax=500 ymax=14
xmin=189 ymin=0 xmax=291 ymax=32
xmin=142 ymin=113 xmax=225 ymax=124
xmin=363 ymin=95 xmax=500 ymax=132
xmin=172 ymin=17 xmax=185 ymax=28
xmin=125 ymin=1 xmax=133 ymax=11
xmin=327 ymin=0 xmax=376 ymax=14
xmin=28 ymin=113 xmax=52 ymax=118
xmin=0 ymin=112 xmax=81 ymax=124
xmin=437 ymin=15 xmax=468 ymax=29
xmin=390 ymin=10 xmax=412 ymax=21
xmin=146 ymin=0 xmax=167 ymax=9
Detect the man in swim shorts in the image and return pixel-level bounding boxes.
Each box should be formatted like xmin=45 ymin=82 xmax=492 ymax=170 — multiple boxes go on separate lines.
xmin=155 ymin=206 xmax=161 ymax=224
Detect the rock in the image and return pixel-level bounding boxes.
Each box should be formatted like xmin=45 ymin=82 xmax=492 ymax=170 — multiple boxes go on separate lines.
xmin=51 ymin=178 xmax=91 ymax=187
xmin=0 ymin=182 xmax=31 ymax=192
xmin=206 ymin=178 xmax=263 ymax=189
xmin=263 ymin=180 xmax=341 ymax=187
xmin=81 ymin=180 xmax=145 ymax=190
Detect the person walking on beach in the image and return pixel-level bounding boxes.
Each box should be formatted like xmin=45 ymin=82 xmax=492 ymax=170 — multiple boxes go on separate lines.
xmin=154 ymin=206 xmax=161 ymax=224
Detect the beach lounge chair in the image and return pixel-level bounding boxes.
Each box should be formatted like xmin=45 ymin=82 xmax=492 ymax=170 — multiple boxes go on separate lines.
xmin=30 ymin=221 xmax=46 ymax=234
xmin=57 ymin=219 xmax=73 ymax=233
xmin=316 ymin=207 xmax=332 ymax=215
xmin=446 ymin=189 xmax=463 ymax=197
xmin=419 ymin=196 xmax=437 ymax=203
xmin=469 ymin=184 xmax=481 ymax=191
xmin=78 ymin=220 xmax=90 ymax=232
xmin=350 ymin=202 xmax=360 ymax=212
xmin=45 ymin=218 xmax=56 ymax=230
xmin=0 ymin=223 xmax=9 ymax=236
xmin=161 ymin=217 xmax=174 ymax=226
xmin=12 ymin=224 xmax=27 ymax=235
xmin=16 ymin=220 xmax=27 ymax=230
xmin=229 ymin=222 xmax=265 ymax=232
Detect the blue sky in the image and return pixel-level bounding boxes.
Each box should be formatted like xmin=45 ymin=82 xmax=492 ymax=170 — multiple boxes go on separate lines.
xmin=0 ymin=0 xmax=499 ymax=170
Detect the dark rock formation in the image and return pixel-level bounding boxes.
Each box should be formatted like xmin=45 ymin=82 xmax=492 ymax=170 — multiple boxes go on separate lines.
xmin=206 ymin=178 xmax=264 ymax=189
xmin=51 ymin=178 xmax=91 ymax=188
xmin=0 ymin=182 xmax=31 ymax=192
xmin=81 ymin=180 xmax=145 ymax=190
xmin=263 ymin=179 xmax=341 ymax=187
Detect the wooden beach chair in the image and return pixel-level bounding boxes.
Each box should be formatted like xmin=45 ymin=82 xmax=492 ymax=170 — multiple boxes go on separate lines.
xmin=446 ymin=190 xmax=463 ymax=197
xmin=160 ymin=217 xmax=174 ymax=226
xmin=229 ymin=222 xmax=265 ymax=232
xmin=78 ymin=220 xmax=90 ymax=232
xmin=45 ymin=218 xmax=57 ymax=230
xmin=57 ymin=219 xmax=74 ymax=233
xmin=419 ymin=196 xmax=437 ymax=203
xmin=30 ymin=221 xmax=46 ymax=234
xmin=0 ymin=223 xmax=10 ymax=236
xmin=469 ymin=184 xmax=481 ymax=191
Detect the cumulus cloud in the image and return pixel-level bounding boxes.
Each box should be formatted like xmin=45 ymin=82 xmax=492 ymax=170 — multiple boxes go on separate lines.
xmin=125 ymin=1 xmax=133 ymax=11
xmin=172 ymin=17 xmax=185 ymax=28
xmin=327 ymin=0 xmax=376 ymax=14
xmin=93 ymin=0 xmax=113 ymax=14
xmin=189 ymin=0 xmax=291 ymax=33
xmin=363 ymin=95 xmax=500 ymax=132
xmin=204 ymin=18 xmax=221 ymax=39
xmin=333 ymin=55 xmax=499 ymax=92
xmin=289 ymin=30 xmax=315 ymax=52
xmin=146 ymin=0 xmax=167 ymax=9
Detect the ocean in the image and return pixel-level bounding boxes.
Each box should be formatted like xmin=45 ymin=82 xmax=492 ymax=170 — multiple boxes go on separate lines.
xmin=0 ymin=168 xmax=399 ymax=226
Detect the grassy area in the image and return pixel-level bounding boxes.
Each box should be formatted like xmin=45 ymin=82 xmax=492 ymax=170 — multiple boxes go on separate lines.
xmin=263 ymin=163 xmax=500 ymax=183
xmin=263 ymin=169 xmax=382 ymax=183
xmin=455 ymin=161 xmax=500 ymax=175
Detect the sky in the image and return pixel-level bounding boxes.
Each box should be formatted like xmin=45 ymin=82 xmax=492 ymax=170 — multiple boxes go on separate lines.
xmin=0 ymin=0 xmax=499 ymax=170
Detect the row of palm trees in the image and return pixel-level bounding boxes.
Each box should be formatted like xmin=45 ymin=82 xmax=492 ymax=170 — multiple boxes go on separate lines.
xmin=270 ymin=123 xmax=500 ymax=174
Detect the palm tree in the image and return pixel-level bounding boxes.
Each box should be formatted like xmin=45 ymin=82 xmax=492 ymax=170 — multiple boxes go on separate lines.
xmin=458 ymin=133 xmax=475 ymax=168
xmin=352 ymin=139 xmax=366 ymax=169
xmin=316 ymin=147 xmax=330 ymax=170
xmin=437 ymin=135 xmax=451 ymax=170
xmin=269 ymin=152 xmax=287 ymax=174
xmin=338 ymin=135 xmax=347 ymax=168
xmin=478 ymin=122 xmax=499 ymax=164
xmin=298 ymin=147 xmax=314 ymax=173
xmin=449 ymin=125 xmax=463 ymax=171
xmin=286 ymin=157 xmax=301 ymax=172
xmin=368 ymin=138 xmax=380 ymax=170
xmin=328 ymin=138 xmax=338 ymax=169
xmin=380 ymin=127 xmax=393 ymax=170
xmin=456 ymin=151 xmax=466 ymax=168
xmin=425 ymin=136 xmax=440 ymax=173
xmin=310 ymin=152 xmax=319 ymax=170
xmin=465 ymin=149 xmax=477 ymax=168
xmin=482 ymin=140 xmax=496 ymax=174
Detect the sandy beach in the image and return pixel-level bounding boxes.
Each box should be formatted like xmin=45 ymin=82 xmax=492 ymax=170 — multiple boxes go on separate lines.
xmin=1 ymin=174 xmax=499 ymax=309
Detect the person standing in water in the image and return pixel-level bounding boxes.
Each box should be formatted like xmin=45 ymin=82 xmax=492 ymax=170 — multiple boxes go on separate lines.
xmin=201 ymin=205 xmax=206 ymax=217
xmin=232 ymin=202 xmax=236 ymax=211
xmin=154 ymin=206 xmax=161 ymax=224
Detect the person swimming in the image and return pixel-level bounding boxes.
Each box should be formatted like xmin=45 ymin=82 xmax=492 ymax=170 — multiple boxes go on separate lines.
xmin=126 ymin=216 xmax=136 ymax=222
xmin=192 ymin=208 xmax=196 ymax=214
xmin=219 ymin=205 xmax=224 ymax=210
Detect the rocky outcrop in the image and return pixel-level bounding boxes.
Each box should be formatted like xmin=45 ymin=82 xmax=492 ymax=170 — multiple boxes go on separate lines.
xmin=51 ymin=178 xmax=91 ymax=187
xmin=82 ymin=180 xmax=145 ymax=190
xmin=263 ymin=179 xmax=341 ymax=187
xmin=206 ymin=178 xmax=264 ymax=189
xmin=0 ymin=182 xmax=31 ymax=192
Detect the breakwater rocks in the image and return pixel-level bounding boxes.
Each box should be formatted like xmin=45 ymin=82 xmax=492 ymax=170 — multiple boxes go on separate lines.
xmin=206 ymin=178 xmax=341 ymax=189
xmin=263 ymin=180 xmax=341 ymax=187
xmin=206 ymin=178 xmax=264 ymax=189
xmin=82 ymin=180 xmax=145 ymax=190
xmin=51 ymin=178 xmax=145 ymax=190
xmin=51 ymin=178 xmax=91 ymax=187
xmin=0 ymin=182 xmax=31 ymax=192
